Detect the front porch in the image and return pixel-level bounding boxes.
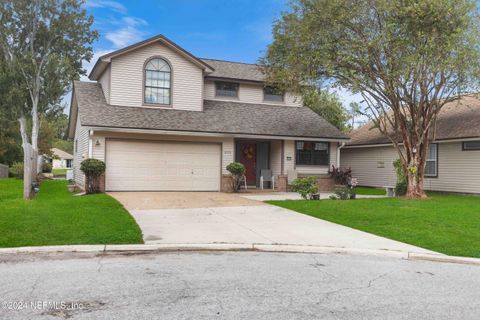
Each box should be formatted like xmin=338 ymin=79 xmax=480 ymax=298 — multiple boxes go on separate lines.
xmin=235 ymin=139 xmax=280 ymax=189
xmin=220 ymin=138 xmax=337 ymax=193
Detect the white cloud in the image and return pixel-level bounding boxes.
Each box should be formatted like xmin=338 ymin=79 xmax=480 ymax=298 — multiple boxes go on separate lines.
xmin=84 ymin=0 xmax=127 ymax=14
xmin=105 ymin=16 xmax=148 ymax=48
xmin=81 ymin=49 xmax=114 ymax=81
xmin=121 ymin=16 xmax=147 ymax=27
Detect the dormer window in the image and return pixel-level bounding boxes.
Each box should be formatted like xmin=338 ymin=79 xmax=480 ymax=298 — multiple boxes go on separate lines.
xmin=144 ymin=58 xmax=171 ymax=105
xmin=215 ymin=81 xmax=239 ymax=98
xmin=263 ymin=86 xmax=284 ymax=102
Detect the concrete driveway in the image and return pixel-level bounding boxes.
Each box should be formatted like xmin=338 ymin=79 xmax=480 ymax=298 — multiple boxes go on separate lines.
xmin=110 ymin=192 xmax=435 ymax=254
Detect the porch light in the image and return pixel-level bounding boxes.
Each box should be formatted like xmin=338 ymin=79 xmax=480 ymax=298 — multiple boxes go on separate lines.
xmin=95 ymin=139 xmax=101 ymax=146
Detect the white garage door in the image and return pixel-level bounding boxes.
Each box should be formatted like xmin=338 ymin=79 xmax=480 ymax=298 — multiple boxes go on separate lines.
xmin=106 ymin=140 xmax=221 ymax=191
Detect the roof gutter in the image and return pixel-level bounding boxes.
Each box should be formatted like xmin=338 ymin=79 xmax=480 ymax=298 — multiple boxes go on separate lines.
xmin=85 ymin=126 xmax=350 ymax=142
xmin=337 ymin=142 xmax=346 ymax=167
xmin=344 ymin=136 xmax=480 ymax=148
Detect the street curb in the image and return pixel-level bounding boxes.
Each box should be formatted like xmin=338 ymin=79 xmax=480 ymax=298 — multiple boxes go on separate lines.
xmin=408 ymin=252 xmax=480 ymax=266
xmin=0 ymin=243 xmax=478 ymax=266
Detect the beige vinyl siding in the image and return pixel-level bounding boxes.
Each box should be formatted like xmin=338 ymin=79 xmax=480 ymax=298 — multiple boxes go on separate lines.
xmin=295 ymin=142 xmax=337 ymax=175
xmin=341 ymin=142 xmax=480 ymax=193
xmin=204 ymin=80 xmax=302 ymax=107
xmin=424 ymin=142 xmax=480 ymax=193
xmin=73 ymin=117 xmax=89 ymax=187
xmin=91 ymin=131 xmax=234 ymax=174
xmin=270 ymin=140 xmax=282 ymax=177
xmin=91 ymin=135 xmax=105 ymax=160
xmin=98 ymin=66 xmax=111 ymax=104
xmin=110 ymin=42 xmax=203 ymax=111
xmin=341 ymin=146 xmax=397 ymax=187
xmin=283 ymin=140 xmax=296 ymax=173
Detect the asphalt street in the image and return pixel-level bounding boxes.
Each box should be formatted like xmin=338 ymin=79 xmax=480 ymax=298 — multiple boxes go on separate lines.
xmin=0 ymin=251 xmax=479 ymax=319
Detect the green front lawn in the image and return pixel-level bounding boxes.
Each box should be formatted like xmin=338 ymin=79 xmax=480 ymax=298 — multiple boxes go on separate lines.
xmin=268 ymin=193 xmax=480 ymax=258
xmin=52 ymin=168 xmax=67 ymax=177
xmin=354 ymin=186 xmax=386 ymax=196
xmin=0 ymin=178 xmax=143 ymax=248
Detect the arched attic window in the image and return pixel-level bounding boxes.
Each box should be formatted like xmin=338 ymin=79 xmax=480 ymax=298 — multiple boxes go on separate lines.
xmin=144 ymin=58 xmax=171 ymax=105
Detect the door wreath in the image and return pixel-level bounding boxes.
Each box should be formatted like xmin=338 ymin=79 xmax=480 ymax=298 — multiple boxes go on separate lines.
xmin=243 ymin=145 xmax=255 ymax=159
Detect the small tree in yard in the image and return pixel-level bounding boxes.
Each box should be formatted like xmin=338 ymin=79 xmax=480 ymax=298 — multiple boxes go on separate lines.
xmin=262 ymin=0 xmax=480 ymax=198
xmin=80 ymin=159 xmax=105 ymax=194
xmin=0 ymin=0 xmax=97 ymax=199
xmin=226 ymin=162 xmax=246 ymax=192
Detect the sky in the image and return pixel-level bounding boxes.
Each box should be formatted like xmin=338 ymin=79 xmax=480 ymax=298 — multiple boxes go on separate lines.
xmin=75 ymin=0 xmax=360 ymax=108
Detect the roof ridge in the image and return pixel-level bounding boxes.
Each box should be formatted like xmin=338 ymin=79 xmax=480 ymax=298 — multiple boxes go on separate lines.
xmin=203 ymin=99 xmax=306 ymax=109
xmin=200 ymin=57 xmax=259 ymax=66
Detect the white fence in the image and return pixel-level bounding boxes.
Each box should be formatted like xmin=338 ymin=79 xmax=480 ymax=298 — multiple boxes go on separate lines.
xmin=0 ymin=164 xmax=8 ymax=178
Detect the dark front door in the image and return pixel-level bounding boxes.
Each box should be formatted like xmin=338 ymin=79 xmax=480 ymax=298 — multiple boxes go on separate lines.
xmin=239 ymin=143 xmax=256 ymax=185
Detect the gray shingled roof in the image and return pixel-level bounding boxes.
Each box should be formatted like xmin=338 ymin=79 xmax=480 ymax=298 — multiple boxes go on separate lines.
xmin=51 ymin=148 xmax=73 ymax=160
xmin=201 ymin=58 xmax=265 ymax=82
xmin=348 ymin=95 xmax=480 ymax=146
xmin=74 ymin=81 xmax=348 ymax=140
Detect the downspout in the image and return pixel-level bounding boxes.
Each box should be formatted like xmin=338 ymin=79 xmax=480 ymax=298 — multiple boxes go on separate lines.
xmin=88 ymin=130 xmax=93 ymax=158
xmin=336 ymin=142 xmax=346 ymax=167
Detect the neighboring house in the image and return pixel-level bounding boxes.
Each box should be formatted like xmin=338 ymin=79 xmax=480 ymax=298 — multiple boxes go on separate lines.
xmin=342 ymin=95 xmax=480 ymax=194
xmin=68 ymin=34 xmax=348 ymax=192
xmin=0 ymin=164 xmax=8 ymax=178
xmin=50 ymin=148 xmax=73 ymax=169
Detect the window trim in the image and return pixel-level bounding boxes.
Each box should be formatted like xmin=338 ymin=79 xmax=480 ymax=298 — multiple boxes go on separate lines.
xmin=263 ymin=86 xmax=285 ymax=103
xmin=462 ymin=140 xmax=480 ymax=151
xmin=215 ymin=81 xmax=239 ymax=98
xmin=142 ymin=56 xmax=173 ymax=107
xmin=425 ymin=143 xmax=438 ymax=178
xmin=295 ymin=141 xmax=330 ymax=167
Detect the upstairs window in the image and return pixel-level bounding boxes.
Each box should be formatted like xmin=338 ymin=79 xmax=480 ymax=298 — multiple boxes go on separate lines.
xmin=463 ymin=141 xmax=480 ymax=151
xmin=263 ymin=86 xmax=284 ymax=102
xmin=425 ymin=144 xmax=438 ymax=177
xmin=296 ymin=141 xmax=330 ymax=166
xmin=144 ymin=58 xmax=171 ymax=105
xmin=215 ymin=81 xmax=238 ymax=97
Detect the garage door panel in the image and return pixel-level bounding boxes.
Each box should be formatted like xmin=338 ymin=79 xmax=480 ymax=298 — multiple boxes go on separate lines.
xmin=106 ymin=140 xmax=221 ymax=191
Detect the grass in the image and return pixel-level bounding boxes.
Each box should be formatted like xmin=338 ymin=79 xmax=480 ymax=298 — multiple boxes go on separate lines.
xmin=0 ymin=178 xmax=143 ymax=248
xmin=354 ymin=186 xmax=386 ymax=196
xmin=52 ymin=168 xmax=67 ymax=177
xmin=268 ymin=193 xmax=480 ymax=258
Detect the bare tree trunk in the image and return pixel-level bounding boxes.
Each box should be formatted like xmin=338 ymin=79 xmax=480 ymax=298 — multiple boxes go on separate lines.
xmin=405 ymin=152 xmax=427 ymax=199
xmin=31 ymin=95 xmax=40 ymax=182
xmin=19 ymin=116 xmax=33 ymax=200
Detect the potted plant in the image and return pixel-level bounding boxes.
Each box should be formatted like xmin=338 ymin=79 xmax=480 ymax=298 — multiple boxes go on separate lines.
xmin=348 ymin=178 xmax=358 ymax=199
xmin=226 ymin=162 xmax=246 ymax=192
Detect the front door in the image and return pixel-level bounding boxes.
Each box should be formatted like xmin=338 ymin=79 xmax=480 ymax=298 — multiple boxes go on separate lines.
xmin=239 ymin=143 xmax=256 ymax=185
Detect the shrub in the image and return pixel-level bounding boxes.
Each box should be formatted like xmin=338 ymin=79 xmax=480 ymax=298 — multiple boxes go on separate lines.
xmin=290 ymin=176 xmax=318 ymax=199
xmin=395 ymin=179 xmax=407 ymax=196
xmin=9 ymin=162 xmax=23 ymax=179
xmin=329 ymin=165 xmax=352 ymax=185
xmin=226 ymin=162 xmax=246 ymax=192
xmin=42 ymin=162 xmax=52 ymax=173
xmin=333 ymin=186 xmax=353 ymax=200
xmin=80 ymin=159 xmax=106 ymax=194
xmin=393 ymin=159 xmax=407 ymax=196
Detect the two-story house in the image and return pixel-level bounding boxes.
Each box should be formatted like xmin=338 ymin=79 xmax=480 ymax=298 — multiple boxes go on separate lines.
xmin=68 ymin=35 xmax=349 ymax=192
